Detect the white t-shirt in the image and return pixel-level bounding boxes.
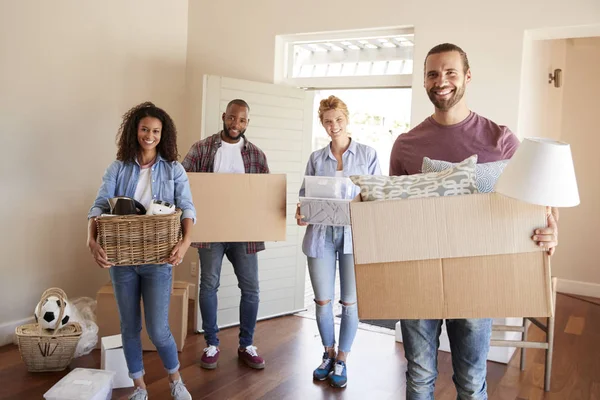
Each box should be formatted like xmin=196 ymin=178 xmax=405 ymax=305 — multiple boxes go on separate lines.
xmin=214 ymin=140 xmax=245 ymax=173
xmin=134 ymin=167 xmax=153 ymax=210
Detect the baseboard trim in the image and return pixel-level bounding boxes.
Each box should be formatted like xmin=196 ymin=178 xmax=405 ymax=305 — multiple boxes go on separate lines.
xmin=557 ymin=278 xmax=600 ymax=298
xmin=0 ymin=316 xmax=35 ymax=347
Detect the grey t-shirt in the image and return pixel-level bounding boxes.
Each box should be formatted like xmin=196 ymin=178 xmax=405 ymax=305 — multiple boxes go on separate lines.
xmin=390 ymin=111 xmax=520 ymax=176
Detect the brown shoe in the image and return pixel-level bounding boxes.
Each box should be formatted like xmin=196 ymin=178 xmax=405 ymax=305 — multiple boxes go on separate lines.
xmin=238 ymin=345 xmax=265 ymax=369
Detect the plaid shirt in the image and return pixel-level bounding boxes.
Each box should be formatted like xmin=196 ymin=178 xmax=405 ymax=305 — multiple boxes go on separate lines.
xmin=182 ymin=132 xmax=270 ymax=253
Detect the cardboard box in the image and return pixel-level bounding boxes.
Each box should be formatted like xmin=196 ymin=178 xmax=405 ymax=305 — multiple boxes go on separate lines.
xmin=349 ymin=193 xmax=552 ymax=319
xmin=96 ymin=281 xmax=189 ymax=352
xmin=188 ymin=173 xmax=286 ymax=242
xmin=100 ymin=335 xmax=134 ymax=389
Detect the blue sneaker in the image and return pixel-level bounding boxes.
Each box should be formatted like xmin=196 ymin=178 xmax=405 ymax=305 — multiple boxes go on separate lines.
xmin=329 ymin=360 xmax=347 ymax=388
xmin=313 ymin=352 xmax=335 ymax=381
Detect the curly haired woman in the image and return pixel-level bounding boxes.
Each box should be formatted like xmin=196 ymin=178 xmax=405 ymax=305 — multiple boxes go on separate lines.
xmin=87 ymin=102 xmax=195 ymax=400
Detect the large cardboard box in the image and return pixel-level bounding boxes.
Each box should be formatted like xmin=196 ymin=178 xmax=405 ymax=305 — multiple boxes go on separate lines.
xmin=188 ymin=173 xmax=286 ymax=242
xmin=96 ymin=281 xmax=189 ymax=351
xmin=349 ymin=193 xmax=552 ymax=319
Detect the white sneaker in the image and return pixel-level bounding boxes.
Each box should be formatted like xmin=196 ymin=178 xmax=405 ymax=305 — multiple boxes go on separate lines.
xmin=128 ymin=387 xmax=148 ymax=400
xmin=170 ymin=378 xmax=192 ymax=400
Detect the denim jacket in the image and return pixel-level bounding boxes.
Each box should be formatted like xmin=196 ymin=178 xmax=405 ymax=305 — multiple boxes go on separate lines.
xmin=88 ymin=154 xmax=196 ymax=222
xmin=299 ymin=139 xmax=381 ymax=258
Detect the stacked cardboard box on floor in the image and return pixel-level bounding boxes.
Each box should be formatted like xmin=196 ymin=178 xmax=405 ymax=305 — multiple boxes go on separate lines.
xmin=96 ymin=281 xmax=189 ymax=351
xmin=349 ymin=193 xmax=553 ymax=319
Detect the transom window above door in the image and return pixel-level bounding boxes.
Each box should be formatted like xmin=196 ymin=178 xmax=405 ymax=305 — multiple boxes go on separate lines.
xmin=276 ymin=27 xmax=414 ymax=89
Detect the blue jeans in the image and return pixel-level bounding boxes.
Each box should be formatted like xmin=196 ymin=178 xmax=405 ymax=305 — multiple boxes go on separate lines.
xmin=198 ymin=243 xmax=259 ymax=347
xmin=401 ymin=318 xmax=492 ymax=400
xmin=109 ymin=264 xmax=180 ymax=379
xmin=307 ymin=226 xmax=358 ymax=353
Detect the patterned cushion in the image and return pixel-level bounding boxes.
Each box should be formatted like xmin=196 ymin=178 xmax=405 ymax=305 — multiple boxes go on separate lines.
xmin=350 ymin=155 xmax=479 ymax=202
xmin=421 ymin=157 xmax=509 ymax=193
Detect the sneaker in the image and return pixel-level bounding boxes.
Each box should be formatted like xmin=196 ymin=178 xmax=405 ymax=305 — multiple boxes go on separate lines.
xmin=170 ymin=378 xmax=192 ymax=400
xmin=313 ymin=352 xmax=336 ymax=381
xmin=238 ymin=345 xmax=265 ymax=369
xmin=200 ymin=345 xmax=220 ymax=369
xmin=329 ymin=360 xmax=348 ymax=388
xmin=128 ymin=387 xmax=148 ymax=400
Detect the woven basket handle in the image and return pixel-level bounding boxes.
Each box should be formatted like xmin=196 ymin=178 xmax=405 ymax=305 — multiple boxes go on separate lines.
xmin=36 ymin=287 xmax=69 ymax=336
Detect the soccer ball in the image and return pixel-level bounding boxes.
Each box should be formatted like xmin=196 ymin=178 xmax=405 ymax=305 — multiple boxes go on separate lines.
xmin=34 ymin=296 xmax=72 ymax=330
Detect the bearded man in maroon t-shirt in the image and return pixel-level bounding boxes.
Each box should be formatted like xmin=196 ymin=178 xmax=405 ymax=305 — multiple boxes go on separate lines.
xmin=390 ymin=43 xmax=558 ymax=400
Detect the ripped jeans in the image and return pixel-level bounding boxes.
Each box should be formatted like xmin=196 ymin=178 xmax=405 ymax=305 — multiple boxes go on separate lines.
xmin=307 ymin=226 xmax=358 ymax=353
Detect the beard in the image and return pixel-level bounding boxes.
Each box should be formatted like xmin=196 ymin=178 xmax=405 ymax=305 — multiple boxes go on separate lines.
xmin=223 ymin=122 xmax=245 ymax=141
xmin=427 ymin=83 xmax=466 ymax=112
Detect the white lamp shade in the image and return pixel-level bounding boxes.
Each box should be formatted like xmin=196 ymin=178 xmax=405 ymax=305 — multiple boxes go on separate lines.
xmin=494 ymin=137 xmax=580 ymax=207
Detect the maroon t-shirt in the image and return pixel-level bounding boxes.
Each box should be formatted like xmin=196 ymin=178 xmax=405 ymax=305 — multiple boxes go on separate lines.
xmin=390 ymin=112 xmax=520 ymax=176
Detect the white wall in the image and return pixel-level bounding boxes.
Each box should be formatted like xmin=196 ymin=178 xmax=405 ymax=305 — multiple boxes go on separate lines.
xmin=0 ymin=1 xmax=189 ymax=330
xmin=552 ymin=37 xmax=600 ymax=294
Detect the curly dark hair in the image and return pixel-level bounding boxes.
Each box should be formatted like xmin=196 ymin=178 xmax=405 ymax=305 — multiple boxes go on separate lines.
xmin=116 ymin=102 xmax=179 ymax=162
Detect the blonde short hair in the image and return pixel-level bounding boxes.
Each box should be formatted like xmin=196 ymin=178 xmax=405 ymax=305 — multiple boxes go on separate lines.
xmin=318 ymin=95 xmax=349 ymax=123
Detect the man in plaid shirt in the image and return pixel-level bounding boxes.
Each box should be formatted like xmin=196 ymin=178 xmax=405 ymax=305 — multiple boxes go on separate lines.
xmin=182 ymin=99 xmax=269 ymax=371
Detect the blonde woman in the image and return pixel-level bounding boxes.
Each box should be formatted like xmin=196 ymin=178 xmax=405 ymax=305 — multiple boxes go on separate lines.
xmin=296 ymin=96 xmax=381 ymax=388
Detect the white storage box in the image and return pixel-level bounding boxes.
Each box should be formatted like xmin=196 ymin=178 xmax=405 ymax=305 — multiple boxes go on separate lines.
xmin=43 ymin=368 xmax=115 ymax=400
xmin=303 ymin=176 xmax=356 ymax=199
xmin=300 ymin=176 xmax=356 ymax=226
xmin=101 ymin=334 xmax=133 ymax=389
xmin=299 ymin=198 xmax=352 ymax=226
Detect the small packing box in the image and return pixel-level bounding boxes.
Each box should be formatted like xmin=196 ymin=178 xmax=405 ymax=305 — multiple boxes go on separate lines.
xmin=43 ymin=368 xmax=115 ymax=400
xmin=100 ymin=334 xmax=133 ymax=389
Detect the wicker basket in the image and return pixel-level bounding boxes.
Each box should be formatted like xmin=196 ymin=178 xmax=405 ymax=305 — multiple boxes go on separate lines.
xmin=97 ymin=210 xmax=182 ymax=266
xmin=16 ymin=288 xmax=82 ymax=372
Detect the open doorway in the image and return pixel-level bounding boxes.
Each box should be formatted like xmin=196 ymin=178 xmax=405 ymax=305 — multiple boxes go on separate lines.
xmin=310 ymin=88 xmax=412 ymax=175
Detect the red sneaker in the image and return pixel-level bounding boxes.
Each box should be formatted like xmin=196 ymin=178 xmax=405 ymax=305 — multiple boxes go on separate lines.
xmin=200 ymin=345 xmax=220 ymax=369
xmin=238 ymin=345 xmax=265 ymax=369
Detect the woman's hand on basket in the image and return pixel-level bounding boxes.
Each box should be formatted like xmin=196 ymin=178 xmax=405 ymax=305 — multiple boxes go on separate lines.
xmin=167 ymin=238 xmax=191 ymax=266
xmin=88 ymin=240 xmax=113 ymax=269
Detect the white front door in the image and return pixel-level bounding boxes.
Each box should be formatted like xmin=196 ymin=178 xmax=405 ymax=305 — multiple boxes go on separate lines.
xmin=195 ymin=75 xmax=314 ymax=332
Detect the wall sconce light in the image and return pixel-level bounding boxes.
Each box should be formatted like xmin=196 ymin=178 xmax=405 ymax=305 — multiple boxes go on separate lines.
xmin=548 ymin=68 xmax=562 ymax=88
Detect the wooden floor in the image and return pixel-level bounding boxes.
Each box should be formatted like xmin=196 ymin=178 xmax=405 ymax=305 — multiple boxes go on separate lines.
xmin=0 ymin=293 xmax=599 ymax=399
